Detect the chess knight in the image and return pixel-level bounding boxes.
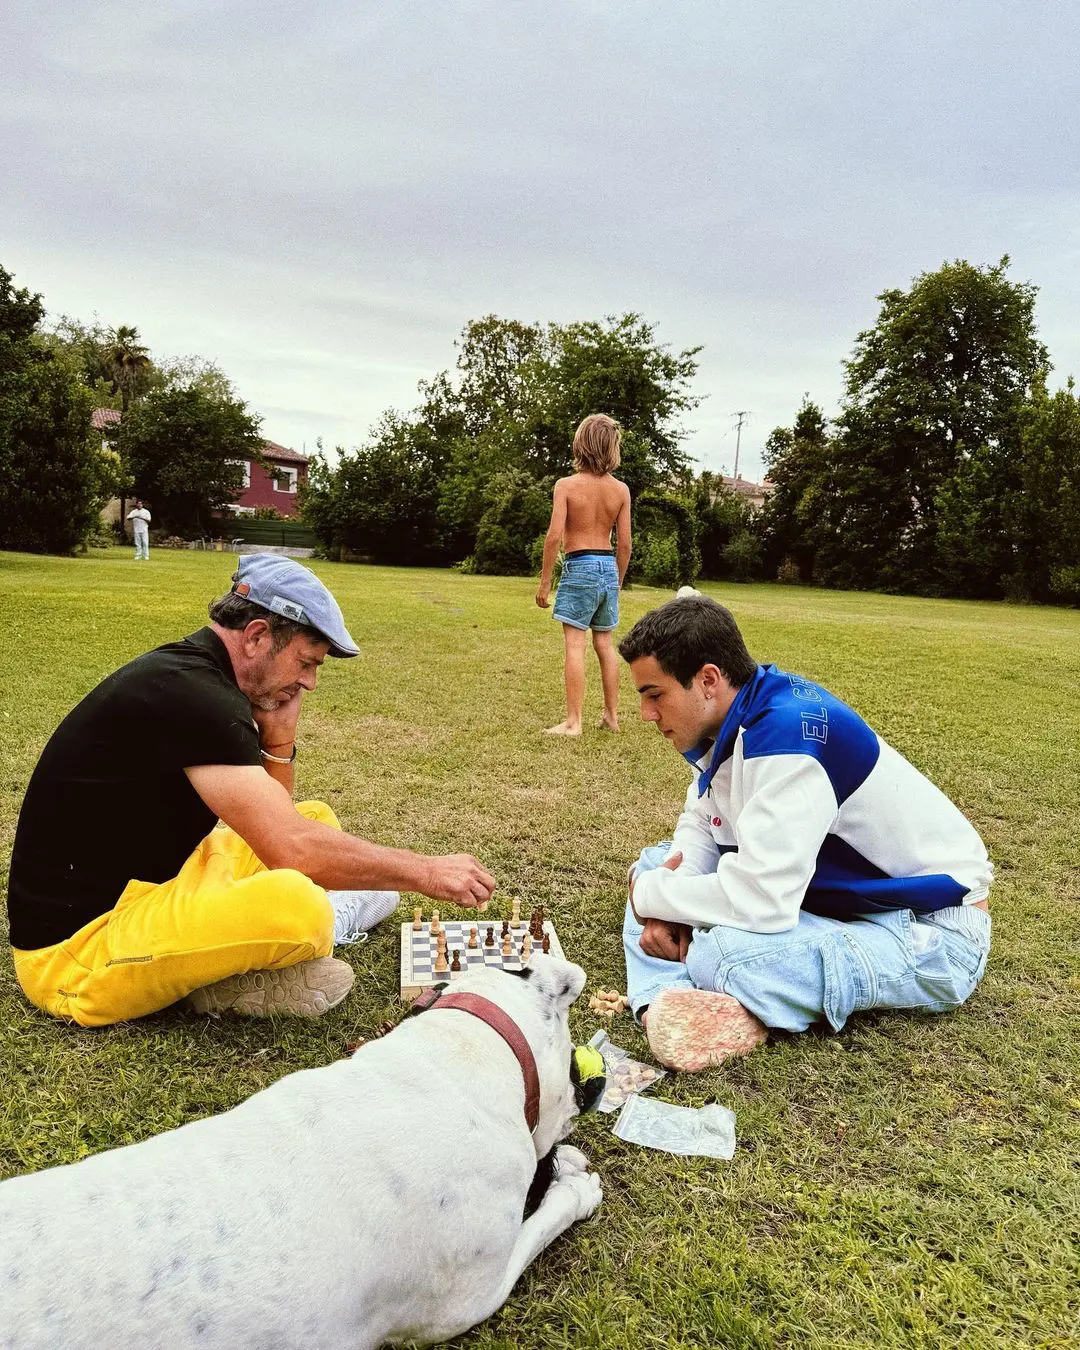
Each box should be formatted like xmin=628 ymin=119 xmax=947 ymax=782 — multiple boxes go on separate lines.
xmin=0 ymin=959 xmax=603 ymax=1349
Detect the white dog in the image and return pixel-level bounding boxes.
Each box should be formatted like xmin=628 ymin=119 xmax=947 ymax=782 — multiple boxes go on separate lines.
xmin=0 ymin=958 xmax=602 ymax=1349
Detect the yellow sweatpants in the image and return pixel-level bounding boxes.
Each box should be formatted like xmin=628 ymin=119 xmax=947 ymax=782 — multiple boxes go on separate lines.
xmin=12 ymin=800 xmax=338 ymax=1027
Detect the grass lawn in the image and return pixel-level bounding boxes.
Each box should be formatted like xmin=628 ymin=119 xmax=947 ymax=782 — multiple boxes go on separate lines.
xmin=2 ymin=546 xmax=1079 ymax=1348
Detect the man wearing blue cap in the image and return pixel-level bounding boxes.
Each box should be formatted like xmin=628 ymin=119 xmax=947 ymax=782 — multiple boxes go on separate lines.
xmin=8 ymin=556 xmax=496 ymax=1026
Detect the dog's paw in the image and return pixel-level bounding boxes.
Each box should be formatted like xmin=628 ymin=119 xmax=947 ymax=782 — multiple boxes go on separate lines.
xmin=555 ymin=1143 xmax=589 ymax=1177
xmin=559 ymin=1169 xmax=602 ymax=1222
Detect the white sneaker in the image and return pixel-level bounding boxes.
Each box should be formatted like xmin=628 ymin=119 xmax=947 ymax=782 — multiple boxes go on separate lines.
xmin=185 ymin=956 xmax=355 ymax=1018
xmin=328 ymin=890 xmax=400 ymax=944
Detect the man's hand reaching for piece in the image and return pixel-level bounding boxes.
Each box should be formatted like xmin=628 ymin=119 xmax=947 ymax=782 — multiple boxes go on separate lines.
xmin=419 ymin=853 xmax=497 ymax=907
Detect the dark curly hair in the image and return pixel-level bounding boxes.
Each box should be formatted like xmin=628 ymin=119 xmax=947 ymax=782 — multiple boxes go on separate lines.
xmin=618 ymin=595 xmax=756 ymax=688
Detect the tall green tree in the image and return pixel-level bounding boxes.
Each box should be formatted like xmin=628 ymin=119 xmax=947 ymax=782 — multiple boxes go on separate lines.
xmin=819 ymin=258 xmax=1047 ymax=593
xmin=118 ymin=382 xmax=262 ymax=534
xmin=301 ymin=414 xmax=446 ymax=564
xmin=758 ymin=397 xmax=831 ymax=580
xmin=42 ymin=315 xmax=118 ymax=399
xmin=107 ymin=325 xmax=153 ymax=412
xmin=1002 ymin=377 xmax=1080 ymax=602
xmin=689 ymin=471 xmax=757 ymax=580
xmin=304 ymin=312 xmax=702 ymax=571
xmin=0 ymin=266 xmax=118 ymax=553
xmin=529 ymin=314 xmax=701 ymax=496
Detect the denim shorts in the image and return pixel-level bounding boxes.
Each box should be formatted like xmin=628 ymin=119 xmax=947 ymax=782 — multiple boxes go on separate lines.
xmin=553 ymin=553 xmax=620 ymax=631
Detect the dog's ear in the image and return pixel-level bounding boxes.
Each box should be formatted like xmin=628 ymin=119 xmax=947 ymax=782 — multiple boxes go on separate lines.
xmin=529 ymin=958 xmax=586 ymax=1018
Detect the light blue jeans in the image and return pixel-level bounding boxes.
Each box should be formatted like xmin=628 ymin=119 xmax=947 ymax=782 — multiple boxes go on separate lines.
xmin=624 ymin=843 xmax=992 ymax=1032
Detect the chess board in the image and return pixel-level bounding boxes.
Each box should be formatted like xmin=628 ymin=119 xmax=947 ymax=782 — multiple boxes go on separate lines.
xmin=400 ymin=919 xmax=565 ymax=1002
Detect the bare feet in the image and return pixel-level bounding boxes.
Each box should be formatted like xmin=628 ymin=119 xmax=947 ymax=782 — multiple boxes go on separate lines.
xmin=597 ymin=715 xmax=620 ymax=732
xmin=645 ymin=988 xmax=768 ymax=1072
xmin=544 ymin=721 xmax=582 ymax=736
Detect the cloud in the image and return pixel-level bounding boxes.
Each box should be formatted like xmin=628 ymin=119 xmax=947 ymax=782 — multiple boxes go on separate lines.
xmin=4 ymin=0 xmax=1079 ymax=479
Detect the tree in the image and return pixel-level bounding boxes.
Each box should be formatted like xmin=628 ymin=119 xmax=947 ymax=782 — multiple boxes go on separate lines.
xmin=43 ymin=315 xmax=118 ymax=399
xmin=107 ymin=325 xmax=153 ymax=412
xmin=469 ymin=469 xmax=554 ymax=575
xmin=301 ymin=415 xmax=446 ymax=564
xmin=304 ymin=311 xmax=703 ymax=572
xmin=528 ymin=314 xmax=701 ymax=496
xmin=819 ymin=258 xmax=1047 ymax=593
xmin=0 ymin=266 xmax=119 ymax=553
xmin=1002 ymin=377 xmax=1080 ymax=602
xmin=632 ymin=490 xmax=700 ymax=588
xmin=453 ymin=316 xmax=545 ymax=437
xmin=688 ymin=471 xmax=757 ymax=580
xmin=0 ymin=359 xmax=117 ymax=553
xmin=758 ymin=397 xmax=832 ymax=581
xmin=150 ymin=354 xmax=234 ymax=400
xmin=118 ymin=382 xmax=262 ymax=534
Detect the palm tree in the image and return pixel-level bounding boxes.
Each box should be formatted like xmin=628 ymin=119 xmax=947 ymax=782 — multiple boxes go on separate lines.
xmin=107 ymin=325 xmax=152 ymax=412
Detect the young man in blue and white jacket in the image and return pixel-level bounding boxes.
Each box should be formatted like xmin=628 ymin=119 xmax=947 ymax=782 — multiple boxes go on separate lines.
xmin=619 ymin=594 xmax=992 ymax=1073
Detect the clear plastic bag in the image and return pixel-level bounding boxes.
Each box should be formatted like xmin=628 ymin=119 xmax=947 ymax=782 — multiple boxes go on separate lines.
xmin=613 ymin=1094 xmax=737 ymax=1159
xmin=587 ymin=1029 xmax=666 ymax=1113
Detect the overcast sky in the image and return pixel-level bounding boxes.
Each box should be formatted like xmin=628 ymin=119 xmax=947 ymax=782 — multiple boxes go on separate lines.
xmin=4 ymin=1 xmax=1078 ymax=482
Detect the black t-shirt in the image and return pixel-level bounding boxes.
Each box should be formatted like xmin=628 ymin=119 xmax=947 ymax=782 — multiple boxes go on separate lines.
xmin=7 ymin=628 xmax=262 ymax=950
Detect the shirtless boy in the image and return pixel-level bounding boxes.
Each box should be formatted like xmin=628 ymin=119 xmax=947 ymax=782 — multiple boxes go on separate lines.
xmin=535 ymin=414 xmax=632 ymax=735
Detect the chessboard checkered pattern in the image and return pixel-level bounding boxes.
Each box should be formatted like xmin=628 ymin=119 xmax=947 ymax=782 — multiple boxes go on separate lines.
xmin=400 ymin=920 xmax=565 ymax=1001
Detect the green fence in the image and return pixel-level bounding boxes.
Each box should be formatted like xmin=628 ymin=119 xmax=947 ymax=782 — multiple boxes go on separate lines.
xmin=221 ymin=519 xmax=319 ymax=549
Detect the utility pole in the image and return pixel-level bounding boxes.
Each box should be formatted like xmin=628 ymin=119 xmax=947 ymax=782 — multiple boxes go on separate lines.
xmin=731 ymin=410 xmax=751 ymax=480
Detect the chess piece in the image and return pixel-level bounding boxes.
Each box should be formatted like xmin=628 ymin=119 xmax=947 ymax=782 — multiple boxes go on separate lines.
xmin=434 ymin=945 xmax=449 ymax=973
xmin=511 ymin=899 xmax=522 ymax=928
xmin=541 ymin=932 xmax=551 ymax=954
xmin=451 ymin=950 xmax=461 ymax=972
xmin=412 ymin=906 xmax=423 ymax=931
xmin=501 ymin=919 xmax=510 ymax=938
xmin=468 ymin=926 xmax=478 ymax=949
xmin=501 ymin=932 xmax=513 ymax=958
xmin=521 ymin=933 xmax=532 ymax=962
xmin=485 ymin=926 xmax=495 ymax=948
xmin=431 ymin=910 xmax=441 ymax=935
xmin=436 ymin=930 xmax=447 ymax=954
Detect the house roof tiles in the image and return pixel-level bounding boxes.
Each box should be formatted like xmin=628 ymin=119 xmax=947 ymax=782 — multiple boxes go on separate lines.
xmin=261 ymin=440 xmax=308 ymax=465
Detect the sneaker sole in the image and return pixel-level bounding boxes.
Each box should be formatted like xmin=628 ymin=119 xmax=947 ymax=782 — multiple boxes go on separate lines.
xmin=187 ymin=957 xmax=355 ymax=1018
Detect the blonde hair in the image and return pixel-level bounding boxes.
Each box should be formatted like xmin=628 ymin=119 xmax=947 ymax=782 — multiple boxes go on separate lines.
xmin=572 ymin=414 xmax=622 ymax=474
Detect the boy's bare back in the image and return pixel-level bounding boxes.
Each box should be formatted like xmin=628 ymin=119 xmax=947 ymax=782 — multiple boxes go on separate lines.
xmin=559 ymin=472 xmax=631 ymax=553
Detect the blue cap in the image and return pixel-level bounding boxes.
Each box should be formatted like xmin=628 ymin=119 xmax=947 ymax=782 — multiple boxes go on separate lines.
xmin=231 ymin=555 xmax=359 ymax=658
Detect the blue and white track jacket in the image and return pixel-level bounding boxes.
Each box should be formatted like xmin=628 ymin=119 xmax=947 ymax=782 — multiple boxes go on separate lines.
xmin=633 ymin=664 xmax=993 ymax=933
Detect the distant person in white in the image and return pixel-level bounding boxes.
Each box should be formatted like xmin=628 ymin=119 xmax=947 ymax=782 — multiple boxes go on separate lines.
xmin=126 ymin=501 xmax=151 ymax=560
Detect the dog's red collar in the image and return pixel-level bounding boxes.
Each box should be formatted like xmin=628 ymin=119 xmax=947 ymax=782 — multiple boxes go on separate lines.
xmin=412 ymin=988 xmax=540 ymax=1133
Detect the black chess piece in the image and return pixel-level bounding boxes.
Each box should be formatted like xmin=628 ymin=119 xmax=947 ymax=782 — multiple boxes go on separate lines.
xmin=485 ymin=926 xmax=495 ymax=947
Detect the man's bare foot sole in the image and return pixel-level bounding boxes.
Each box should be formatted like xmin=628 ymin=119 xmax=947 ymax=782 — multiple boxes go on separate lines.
xmin=645 ymin=988 xmax=768 ymax=1072
xmin=544 ymin=722 xmax=582 ymax=736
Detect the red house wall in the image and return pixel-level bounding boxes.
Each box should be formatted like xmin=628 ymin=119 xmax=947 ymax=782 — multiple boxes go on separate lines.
xmin=236 ymin=460 xmax=308 ymax=517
